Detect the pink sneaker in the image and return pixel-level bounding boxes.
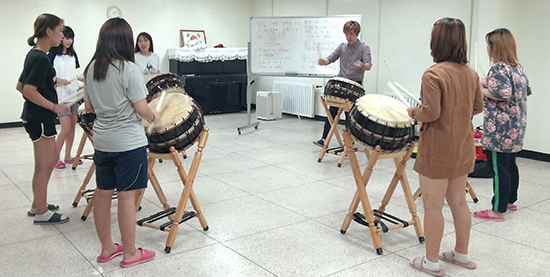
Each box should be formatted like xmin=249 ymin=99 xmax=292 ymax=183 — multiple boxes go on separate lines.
xmin=55 ymin=161 xmax=66 ymax=169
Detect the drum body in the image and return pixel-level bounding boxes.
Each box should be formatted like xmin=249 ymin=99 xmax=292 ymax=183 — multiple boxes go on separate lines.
xmin=348 ymin=94 xmax=415 ymax=152
xmin=144 ymin=93 xmax=205 ymax=153
xmin=324 ymin=77 xmax=365 ymax=103
xmin=146 ymin=73 xmax=186 ymax=102
xmin=77 ymin=103 xmax=95 ymax=137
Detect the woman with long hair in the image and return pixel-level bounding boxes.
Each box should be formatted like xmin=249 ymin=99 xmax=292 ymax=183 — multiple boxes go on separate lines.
xmin=407 ymin=18 xmax=483 ymax=276
xmin=84 ymin=18 xmax=159 ymax=267
xmin=48 ymin=26 xmax=83 ymax=169
xmin=134 ymin=32 xmax=160 ymax=82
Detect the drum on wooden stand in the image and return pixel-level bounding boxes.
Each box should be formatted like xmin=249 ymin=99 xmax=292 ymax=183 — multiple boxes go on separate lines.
xmin=324 ymin=77 xmax=365 ymax=103
xmin=77 ymin=102 xmax=95 ymax=137
xmin=146 ymin=73 xmax=186 ymax=103
xmin=348 ymin=94 xmax=415 ymax=153
xmin=143 ymin=92 xmax=205 ymax=153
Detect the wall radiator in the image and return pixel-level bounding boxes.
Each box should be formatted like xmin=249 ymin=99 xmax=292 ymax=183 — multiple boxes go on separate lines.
xmin=273 ymin=81 xmax=315 ymax=118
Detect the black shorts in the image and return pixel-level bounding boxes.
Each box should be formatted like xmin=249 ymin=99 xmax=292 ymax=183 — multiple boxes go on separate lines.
xmin=23 ymin=121 xmax=57 ymax=142
xmin=94 ymin=146 xmax=148 ymax=192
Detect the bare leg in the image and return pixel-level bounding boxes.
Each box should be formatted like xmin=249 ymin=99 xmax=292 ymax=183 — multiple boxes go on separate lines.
xmin=32 ymin=137 xmax=58 ymax=214
xmin=445 ymin=174 xmax=471 ymax=254
xmin=63 ymin=114 xmax=78 ymax=161
xmin=118 ymin=190 xmax=141 ymax=262
xmin=93 ymin=188 xmax=119 ymax=257
xmin=56 ymin=115 xmax=71 ymax=160
xmin=419 ymin=174 xmax=448 ymax=263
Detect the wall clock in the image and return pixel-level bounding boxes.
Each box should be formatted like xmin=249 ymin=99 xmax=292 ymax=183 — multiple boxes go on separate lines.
xmin=107 ymin=6 xmax=122 ymax=19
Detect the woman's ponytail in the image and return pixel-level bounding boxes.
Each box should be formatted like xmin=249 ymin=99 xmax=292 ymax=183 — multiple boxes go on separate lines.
xmin=27 ymin=35 xmax=36 ymax=46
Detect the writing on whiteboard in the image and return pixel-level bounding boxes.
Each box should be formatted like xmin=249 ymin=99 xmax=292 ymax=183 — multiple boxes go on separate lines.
xmin=250 ymin=16 xmax=361 ymax=76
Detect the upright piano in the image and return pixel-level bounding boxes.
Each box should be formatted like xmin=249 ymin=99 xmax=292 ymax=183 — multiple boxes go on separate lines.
xmin=168 ymin=47 xmax=248 ymax=114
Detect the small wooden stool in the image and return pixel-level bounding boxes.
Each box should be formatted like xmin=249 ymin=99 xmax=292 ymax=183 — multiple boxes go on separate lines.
xmin=135 ymin=128 xmax=209 ymax=253
xmin=340 ymin=127 xmax=424 ymax=255
xmin=317 ymin=96 xmax=363 ymax=167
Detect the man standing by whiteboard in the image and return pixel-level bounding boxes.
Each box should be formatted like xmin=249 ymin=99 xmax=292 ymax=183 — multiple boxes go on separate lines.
xmin=313 ymin=20 xmax=372 ymax=147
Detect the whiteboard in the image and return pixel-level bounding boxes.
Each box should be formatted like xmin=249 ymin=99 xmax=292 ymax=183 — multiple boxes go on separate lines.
xmin=250 ymin=15 xmax=362 ymax=77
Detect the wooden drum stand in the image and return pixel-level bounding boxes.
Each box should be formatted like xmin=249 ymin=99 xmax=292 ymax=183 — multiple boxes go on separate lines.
xmin=71 ymin=122 xmax=94 ymax=170
xmin=317 ymin=96 xmax=363 ymax=167
xmin=134 ymin=128 xmax=210 ymax=253
xmin=340 ymin=127 xmax=424 ymax=255
xmin=71 ymin=126 xmax=101 ymax=215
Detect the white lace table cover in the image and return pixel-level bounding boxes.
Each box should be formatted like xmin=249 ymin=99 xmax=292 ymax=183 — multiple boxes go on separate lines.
xmin=167 ymin=47 xmax=247 ymax=63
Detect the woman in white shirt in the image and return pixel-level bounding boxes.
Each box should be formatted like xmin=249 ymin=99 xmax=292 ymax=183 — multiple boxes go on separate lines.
xmin=48 ymin=26 xmax=83 ymax=169
xmin=134 ymin=32 xmax=160 ymax=82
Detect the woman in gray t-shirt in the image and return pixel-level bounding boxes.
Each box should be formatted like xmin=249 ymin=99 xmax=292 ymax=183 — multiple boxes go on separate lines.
xmin=83 ymin=18 xmax=159 ymax=268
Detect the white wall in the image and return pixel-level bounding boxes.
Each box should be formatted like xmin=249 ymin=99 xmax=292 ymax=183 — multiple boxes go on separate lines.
xmin=2 ymin=0 xmax=548 ymax=154
xmin=1 ymin=0 xmax=253 ymax=123
xmin=496 ymin=0 xmax=550 ymax=154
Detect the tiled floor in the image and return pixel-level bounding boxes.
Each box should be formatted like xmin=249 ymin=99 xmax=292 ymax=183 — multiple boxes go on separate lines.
xmin=0 ymin=112 xmax=549 ymax=276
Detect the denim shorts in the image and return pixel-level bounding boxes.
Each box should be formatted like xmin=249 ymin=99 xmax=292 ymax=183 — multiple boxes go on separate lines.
xmin=23 ymin=121 xmax=57 ymax=142
xmin=94 ymin=146 xmax=148 ymax=192
xmin=58 ymin=103 xmax=79 ymax=117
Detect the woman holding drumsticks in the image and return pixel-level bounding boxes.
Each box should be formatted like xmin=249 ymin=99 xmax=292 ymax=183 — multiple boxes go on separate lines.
xmin=407 ymin=18 xmax=483 ymax=276
xmin=84 ymin=17 xmax=159 ymax=267
xmin=48 ymin=25 xmax=83 ymax=169
xmin=17 ymin=13 xmax=70 ymax=224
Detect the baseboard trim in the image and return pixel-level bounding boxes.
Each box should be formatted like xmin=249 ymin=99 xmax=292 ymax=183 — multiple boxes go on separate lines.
xmin=517 ymin=149 xmax=550 ymax=162
xmin=0 ymin=121 xmax=24 ymax=128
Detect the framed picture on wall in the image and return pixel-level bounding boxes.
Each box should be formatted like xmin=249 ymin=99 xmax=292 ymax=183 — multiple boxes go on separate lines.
xmin=180 ymin=30 xmax=207 ymax=47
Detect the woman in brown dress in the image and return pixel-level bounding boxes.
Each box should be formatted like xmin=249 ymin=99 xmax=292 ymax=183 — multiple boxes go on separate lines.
xmin=407 ymin=18 xmax=483 ymax=276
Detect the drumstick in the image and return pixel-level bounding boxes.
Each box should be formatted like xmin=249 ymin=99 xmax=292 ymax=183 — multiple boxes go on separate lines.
xmin=393 ymin=82 xmax=422 ymax=106
xmin=67 ymin=76 xmax=78 ymax=83
xmin=58 ymin=87 xmax=85 ymax=105
xmin=387 ymin=81 xmax=410 ymax=108
xmin=146 ymin=91 xmax=166 ymax=134
xmin=63 ymin=74 xmax=83 ymax=84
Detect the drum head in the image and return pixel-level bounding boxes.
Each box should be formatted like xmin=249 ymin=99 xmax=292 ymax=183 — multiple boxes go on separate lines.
xmin=355 ymin=94 xmax=413 ymax=127
xmin=77 ymin=102 xmax=87 ymax=115
xmin=144 ymin=92 xmax=205 ymax=153
xmin=143 ymin=93 xmax=193 ymax=132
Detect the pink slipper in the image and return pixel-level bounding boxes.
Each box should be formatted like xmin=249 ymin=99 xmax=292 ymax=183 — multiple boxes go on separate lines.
xmin=439 ymin=250 xmax=477 ymax=269
xmin=508 ymin=204 xmax=518 ymax=211
xmin=119 ymin=248 xmax=155 ymax=268
xmin=55 ymin=161 xmax=66 ymax=169
xmin=97 ymin=243 xmax=124 ymax=263
xmin=474 ymin=210 xmax=505 ymax=222
xmin=65 ymin=157 xmax=83 ymax=165
xmin=409 ymin=256 xmax=445 ymax=277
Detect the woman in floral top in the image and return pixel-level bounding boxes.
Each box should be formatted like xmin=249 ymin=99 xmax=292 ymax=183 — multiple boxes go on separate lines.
xmin=474 ymin=28 xmax=531 ymax=222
